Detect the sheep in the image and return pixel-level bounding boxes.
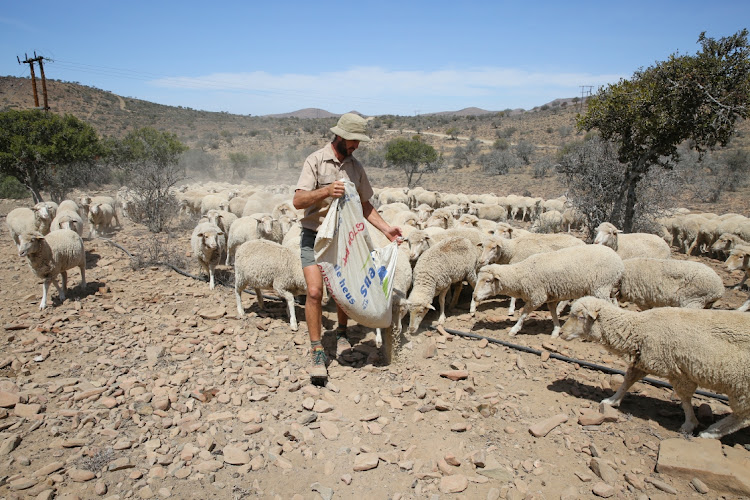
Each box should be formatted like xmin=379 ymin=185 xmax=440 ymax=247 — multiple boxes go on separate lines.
xmin=531 ymin=209 xmax=564 ymax=233
xmin=711 ymin=232 xmax=749 ymax=259
xmin=80 ymin=195 xmax=120 ymax=225
xmin=39 ymin=201 xmax=58 ymax=221
xmin=457 ymin=214 xmax=497 ymax=235
xmin=423 ymin=208 xmax=456 ymax=229
xmin=405 ymin=227 xmax=484 ymax=263
xmin=50 ymin=209 xmax=85 ymax=236
xmin=560 ymin=296 xmax=750 ymax=439
xmin=6 ymin=204 xmax=53 ymax=246
xmin=225 ymin=213 xmax=287 ymax=265
xmin=375 ymin=246 xmax=413 ymax=351
xmin=617 ymin=258 xmax=724 ymax=310
xmin=227 ymin=197 xmax=248 ymax=217
xmin=471 ymin=203 xmax=508 ymax=222
xmin=726 ymin=245 xmax=750 ymax=311
xmin=200 ymin=191 xmax=237 ymax=215
xmin=87 ymin=202 xmax=115 ymax=238
xmin=234 ymin=240 xmax=307 ymax=330
xmin=414 ymin=204 xmax=435 ymax=225
xmin=494 ymin=222 xmax=531 ymax=240
xmin=17 ymin=229 xmax=86 ymax=310
xmin=402 ymin=236 xmax=480 ymax=335
xmin=472 ymin=244 xmax=624 ymax=337
xmin=593 ymin=222 xmax=671 ymax=259
xmin=409 ymin=188 xmax=441 ymax=209
xmin=57 ymin=199 xmax=81 ymax=216
xmin=191 ymin=222 xmax=225 ymax=290
xmin=378 ymin=187 xmax=410 ymax=206
xmin=116 ymin=186 xmax=139 ymax=219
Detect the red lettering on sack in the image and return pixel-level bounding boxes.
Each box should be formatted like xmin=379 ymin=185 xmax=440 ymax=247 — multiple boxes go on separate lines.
xmin=341 ymin=222 xmax=366 ymax=267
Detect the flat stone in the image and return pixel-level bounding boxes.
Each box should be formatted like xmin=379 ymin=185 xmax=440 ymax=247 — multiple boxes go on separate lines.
xmin=311 ymin=482 xmax=333 ymax=500
xmin=440 ymin=474 xmax=469 ymax=493
xmin=589 ymin=458 xmax=619 ymax=484
xmin=0 ymin=434 xmax=21 ymax=455
xmin=223 ymin=445 xmax=250 ymax=465
xmin=528 ymin=414 xmax=568 ymax=437
xmin=198 ymin=307 xmax=225 ymax=320
xmin=108 ymin=457 xmax=134 ymax=471
xmin=439 ymin=370 xmax=469 ymax=381
xmin=645 ymin=477 xmax=677 ymax=495
xmin=195 ymin=460 xmax=224 ymax=473
xmin=691 ymin=477 xmax=710 ymax=494
xmin=592 ymin=482 xmax=615 ymax=498
xmin=9 ymin=477 xmax=37 ymax=490
xmin=68 ymin=468 xmax=95 ymax=482
xmin=320 ymin=421 xmax=339 ymax=440
xmin=243 ymin=424 xmax=263 ymax=435
xmin=657 ymin=438 xmax=750 ymax=495
xmin=0 ymin=390 xmax=20 ymax=408
xmin=353 ymin=453 xmax=379 ymax=471
xmin=33 ymin=461 xmax=65 ymax=477
xmin=13 ymin=403 xmax=41 ymax=417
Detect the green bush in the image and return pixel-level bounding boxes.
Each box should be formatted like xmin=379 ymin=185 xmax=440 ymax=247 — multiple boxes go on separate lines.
xmin=0 ymin=175 xmax=30 ymax=199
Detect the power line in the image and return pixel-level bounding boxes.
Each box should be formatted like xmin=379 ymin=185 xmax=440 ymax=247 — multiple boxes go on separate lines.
xmin=17 ymin=52 xmax=51 ymax=110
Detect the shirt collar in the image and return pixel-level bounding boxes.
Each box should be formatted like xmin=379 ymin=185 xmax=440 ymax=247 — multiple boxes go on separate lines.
xmin=322 ymin=143 xmax=340 ymax=165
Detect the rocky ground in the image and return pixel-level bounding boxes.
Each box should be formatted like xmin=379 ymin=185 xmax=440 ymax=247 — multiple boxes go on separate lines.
xmin=1 ymin=196 xmax=750 ymax=500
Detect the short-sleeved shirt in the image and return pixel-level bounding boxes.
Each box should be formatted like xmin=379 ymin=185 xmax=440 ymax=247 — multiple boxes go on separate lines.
xmin=295 ymin=143 xmax=374 ymax=231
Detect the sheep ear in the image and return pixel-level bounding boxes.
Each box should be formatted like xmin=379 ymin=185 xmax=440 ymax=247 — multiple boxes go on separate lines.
xmin=585 ymin=307 xmax=599 ymax=320
xmin=427 ymin=304 xmax=435 ymax=311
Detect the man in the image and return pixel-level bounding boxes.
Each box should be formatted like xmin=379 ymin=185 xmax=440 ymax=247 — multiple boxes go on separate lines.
xmin=293 ymin=113 xmax=401 ymax=381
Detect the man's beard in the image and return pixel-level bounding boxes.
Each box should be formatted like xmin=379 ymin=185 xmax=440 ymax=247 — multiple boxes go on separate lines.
xmin=334 ymin=139 xmax=349 ymax=158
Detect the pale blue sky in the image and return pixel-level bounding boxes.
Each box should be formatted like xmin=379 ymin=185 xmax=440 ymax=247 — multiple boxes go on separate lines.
xmin=1 ymin=1 xmax=747 ymax=116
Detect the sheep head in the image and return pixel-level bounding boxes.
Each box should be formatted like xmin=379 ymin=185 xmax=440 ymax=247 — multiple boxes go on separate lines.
xmin=560 ymin=297 xmax=602 ymax=341
xmin=17 ymin=231 xmax=45 ymax=258
xmin=403 ymin=299 xmax=435 ymax=335
xmin=726 ymin=245 xmax=750 ymax=272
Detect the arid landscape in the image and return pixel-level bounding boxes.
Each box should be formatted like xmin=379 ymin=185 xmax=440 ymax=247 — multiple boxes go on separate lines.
xmin=2 ymin=76 xmax=750 ymax=499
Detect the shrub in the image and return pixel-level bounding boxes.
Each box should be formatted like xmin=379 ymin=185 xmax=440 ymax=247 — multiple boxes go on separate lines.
xmin=0 ymin=175 xmax=30 ymax=199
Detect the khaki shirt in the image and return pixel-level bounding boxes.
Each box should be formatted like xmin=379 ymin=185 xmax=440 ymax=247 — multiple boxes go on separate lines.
xmin=295 ymin=143 xmax=374 ymax=231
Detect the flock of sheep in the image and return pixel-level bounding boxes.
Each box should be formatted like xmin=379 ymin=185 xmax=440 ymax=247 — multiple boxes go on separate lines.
xmin=4 ymin=181 xmax=750 ymax=440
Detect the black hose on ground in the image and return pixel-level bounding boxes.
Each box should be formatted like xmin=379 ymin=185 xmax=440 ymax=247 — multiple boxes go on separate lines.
xmin=431 ymin=325 xmax=729 ymax=403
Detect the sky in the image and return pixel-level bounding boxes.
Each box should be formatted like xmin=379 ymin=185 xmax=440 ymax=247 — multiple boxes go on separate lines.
xmin=1 ymin=1 xmax=748 ymax=117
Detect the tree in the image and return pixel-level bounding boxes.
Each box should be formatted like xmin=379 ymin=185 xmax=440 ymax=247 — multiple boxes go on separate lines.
xmin=109 ymin=127 xmax=188 ymax=232
xmin=228 ymin=152 xmax=249 ymax=181
xmin=578 ymin=30 xmax=750 ymax=232
xmin=515 ymin=140 xmax=536 ymax=165
xmin=479 ymin=149 xmax=520 ymax=175
xmin=0 ymin=110 xmax=104 ymax=203
xmin=385 ymin=138 xmax=440 ymax=187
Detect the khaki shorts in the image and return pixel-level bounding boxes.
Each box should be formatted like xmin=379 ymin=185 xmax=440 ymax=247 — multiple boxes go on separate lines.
xmin=300 ymin=228 xmax=317 ymax=269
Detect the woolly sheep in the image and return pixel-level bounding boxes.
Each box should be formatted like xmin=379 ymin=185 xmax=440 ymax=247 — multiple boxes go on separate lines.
xmin=378 ymin=187 xmax=410 ymax=206
xmin=375 ymin=246 xmax=413 ymax=351
xmin=617 ymin=258 xmax=724 ymax=310
xmin=17 ymin=229 xmax=86 ymax=309
xmin=424 ymin=208 xmax=456 ymax=229
xmin=414 ymin=204 xmax=435 ymax=225
xmin=39 ymin=201 xmax=58 ymax=221
xmin=200 ymin=191 xmax=237 ymax=215
xmin=494 ymin=222 xmax=530 ymax=240
xmin=405 ymin=227 xmax=484 ymax=263
xmin=409 ymin=188 xmax=441 ymax=209
xmin=472 ymin=244 xmax=624 ymax=337
xmin=6 ymin=204 xmax=53 ymax=246
xmin=471 ymin=203 xmax=508 ymax=222
xmin=234 ymin=240 xmax=307 ymax=330
xmin=726 ymin=245 xmax=750 ymax=311
xmin=191 ymin=222 xmax=225 ymax=290
xmin=594 ymin=222 xmax=671 ymax=259
xmin=80 ymin=195 xmax=120 ymax=225
xmin=712 ymin=232 xmax=749 ymax=259
xmin=57 ymin=199 xmax=81 ymax=216
xmin=402 ymin=236 xmax=479 ymax=335
xmin=225 ymin=213 xmax=288 ymax=265
xmin=87 ymin=202 xmax=115 ymax=238
xmin=560 ymin=296 xmax=750 ymax=439
xmin=50 ymin=209 xmax=85 ymax=236
xmin=227 ymin=197 xmax=248 ymax=217
xmin=531 ymin=209 xmax=564 ymax=233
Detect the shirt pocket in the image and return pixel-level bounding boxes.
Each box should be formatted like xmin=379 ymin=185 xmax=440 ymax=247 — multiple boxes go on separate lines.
xmin=317 ymin=173 xmax=337 ymax=187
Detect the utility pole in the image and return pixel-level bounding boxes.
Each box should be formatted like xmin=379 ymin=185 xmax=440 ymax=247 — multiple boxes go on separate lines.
xmin=578 ymin=85 xmax=593 ymax=112
xmin=17 ymin=52 xmax=50 ymax=110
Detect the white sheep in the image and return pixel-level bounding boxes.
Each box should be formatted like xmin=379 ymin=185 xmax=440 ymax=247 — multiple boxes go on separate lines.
xmin=560 ymin=296 xmax=750 ymax=439
xmin=191 ymin=222 xmax=225 ymax=290
xmin=79 ymin=195 xmax=120 ymax=226
xmin=6 ymin=204 xmax=53 ymax=246
xmin=57 ymin=199 xmax=81 ymax=216
xmin=50 ymin=209 xmax=84 ymax=236
xmin=472 ymin=244 xmax=624 ymax=337
xmin=87 ymin=202 xmax=115 ymax=238
xmin=200 ymin=191 xmax=236 ymax=215
xmin=726 ymin=245 xmax=750 ymax=311
xmin=617 ymin=258 xmax=724 ymax=310
xmin=234 ymin=240 xmax=307 ymax=330
xmin=405 ymin=227 xmax=484 ymax=263
xmin=423 ymin=208 xmax=456 ymax=229
xmin=375 ymin=245 xmax=413 ymax=351
xmin=594 ymin=222 xmax=671 ymax=259
xmin=711 ymin=232 xmax=749 ymax=259
xmin=225 ymin=213 xmax=287 ymax=266
xmin=402 ymin=236 xmax=480 ymax=334
xmin=17 ymin=229 xmax=86 ymax=309
xmin=471 ymin=203 xmax=508 ymax=222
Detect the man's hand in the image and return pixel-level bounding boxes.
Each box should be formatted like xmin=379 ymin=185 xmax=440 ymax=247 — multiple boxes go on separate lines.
xmin=383 ymin=225 xmax=403 ymax=243
xmin=328 ymin=180 xmax=345 ymax=198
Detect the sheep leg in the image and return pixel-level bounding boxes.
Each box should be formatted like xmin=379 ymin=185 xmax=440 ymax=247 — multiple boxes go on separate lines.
xmin=738 ymin=297 xmax=750 ymax=312
xmin=437 ymin=287 xmax=449 ymax=324
xmin=375 ymin=328 xmax=383 ymax=348
xmin=78 ymin=263 xmax=86 ymax=290
xmin=548 ymin=301 xmax=561 ymax=338
xmin=508 ymin=303 xmax=534 ymax=336
xmin=507 ymin=297 xmax=517 ymax=316
xmin=208 ymin=263 xmax=216 ymax=290
xmin=699 ymin=411 xmax=750 ymax=439
xmin=601 ymin=365 xmax=647 ymax=407
xmin=279 ymin=290 xmax=297 ymax=331
xmin=448 ymin=282 xmax=463 ymax=311
xmin=555 ymin=300 xmax=569 ymax=317
xmin=255 ymin=288 xmax=265 ymax=310
xmin=670 ymin=378 xmax=700 ymax=434
xmin=235 ymin=281 xmax=245 ymax=317
xmin=467 ymin=277 xmax=477 ymax=315
xmin=60 ymin=270 xmax=68 ymax=301
xmin=40 ymin=280 xmax=51 ymax=310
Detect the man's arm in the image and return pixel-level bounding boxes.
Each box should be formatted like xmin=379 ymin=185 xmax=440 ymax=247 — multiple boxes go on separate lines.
xmin=362 ymin=200 xmax=402 ymax=242
xmin=293 ymin=181 xmax=345 ymax=210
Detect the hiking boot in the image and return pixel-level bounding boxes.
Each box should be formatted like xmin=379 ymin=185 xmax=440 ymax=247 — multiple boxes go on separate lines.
xmin=309 ymin=346 xmax=328 ymax=380
xmin=336 ymin=333 xmax=352 ymax=360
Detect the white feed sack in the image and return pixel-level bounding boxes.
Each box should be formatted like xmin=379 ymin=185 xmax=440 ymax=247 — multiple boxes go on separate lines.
xmin=314 ymin=181 xmax=399 ymax=328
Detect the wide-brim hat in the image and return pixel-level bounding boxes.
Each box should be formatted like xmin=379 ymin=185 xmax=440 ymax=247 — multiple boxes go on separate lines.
xmin=330 ymin=113 xmax=371 ymax=142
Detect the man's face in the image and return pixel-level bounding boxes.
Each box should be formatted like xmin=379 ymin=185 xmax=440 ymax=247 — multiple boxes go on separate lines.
xmin=335 ymin=137 xmax=360 ymax=158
